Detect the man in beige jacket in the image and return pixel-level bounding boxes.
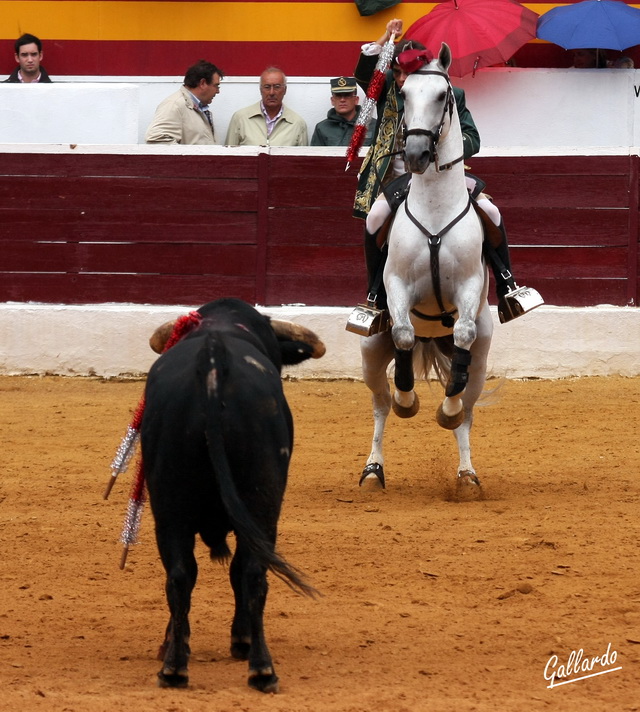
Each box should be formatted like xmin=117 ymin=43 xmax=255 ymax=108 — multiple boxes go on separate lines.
xmin=146 ymin=60 xmax=224 ymax=144
xmin=225 ymin=67 xmax=307 ymax=146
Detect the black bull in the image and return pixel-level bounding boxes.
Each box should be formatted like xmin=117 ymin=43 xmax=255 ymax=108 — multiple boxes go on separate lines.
xmin=140 ymin=298 xmax=324 ymax=692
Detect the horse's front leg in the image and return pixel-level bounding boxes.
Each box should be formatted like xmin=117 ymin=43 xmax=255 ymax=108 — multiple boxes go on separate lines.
xmin=437 ymin=309 xmax=477 ymax=430
xmin=388 ymin=281 xmax=420 ymax=419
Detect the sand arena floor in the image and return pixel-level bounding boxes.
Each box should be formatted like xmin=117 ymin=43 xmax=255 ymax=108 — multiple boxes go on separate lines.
xmin=1 ymin=374 xmax=639 ymax=712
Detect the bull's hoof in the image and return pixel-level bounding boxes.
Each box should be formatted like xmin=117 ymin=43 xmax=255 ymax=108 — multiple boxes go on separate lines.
xmin=231 ymin=638 xmax=251 ymax=660
xmin=248 ymin=667 xmax=279 ymax=693
xmin=359 ymin=462 xmax=385 ymax=488
xmin=436 ymin=403 xmax=464 ymax=430
xmin=157 ymin=668 xmax=189 ymax=688
xmin=391 ymin=392 xmax=420 ymax=419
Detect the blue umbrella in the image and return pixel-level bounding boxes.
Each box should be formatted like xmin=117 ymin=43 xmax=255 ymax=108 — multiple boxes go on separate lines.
xmin=537 ymin=0 xmax=640 ymax=51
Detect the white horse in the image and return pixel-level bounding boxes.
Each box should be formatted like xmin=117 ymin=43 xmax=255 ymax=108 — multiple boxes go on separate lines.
xmin=360 ymin=43 xmax=493 ymax=491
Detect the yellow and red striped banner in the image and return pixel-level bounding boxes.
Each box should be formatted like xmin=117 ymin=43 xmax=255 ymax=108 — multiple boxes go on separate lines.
xmin=1 ymin=1 xmax=639 ymax=76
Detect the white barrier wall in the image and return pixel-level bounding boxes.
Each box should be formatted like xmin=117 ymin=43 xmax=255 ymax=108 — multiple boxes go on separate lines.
xmin=0 ymin=83 xmax=139 ymax=144
xmin=2 ymin=68 xmax=640 ymax=148
xmin=1 ymin=304 xmax=639 ymax=379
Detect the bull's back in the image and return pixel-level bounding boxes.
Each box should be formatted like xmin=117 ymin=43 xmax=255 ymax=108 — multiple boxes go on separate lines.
xmin=141 ymin=332 xmax=293 ymax=536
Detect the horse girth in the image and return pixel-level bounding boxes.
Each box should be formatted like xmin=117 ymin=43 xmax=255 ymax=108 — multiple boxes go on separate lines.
xmin=403 ymin=197 xmax=472 ymax=328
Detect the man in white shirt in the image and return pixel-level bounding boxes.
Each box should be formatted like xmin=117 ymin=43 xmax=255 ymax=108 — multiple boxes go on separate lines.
xmin=225 ymin=67 xmax=308 ymax=146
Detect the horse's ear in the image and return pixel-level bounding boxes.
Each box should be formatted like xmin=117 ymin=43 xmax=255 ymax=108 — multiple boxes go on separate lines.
xmin=438 ymin=42 xmax=452 ymax=73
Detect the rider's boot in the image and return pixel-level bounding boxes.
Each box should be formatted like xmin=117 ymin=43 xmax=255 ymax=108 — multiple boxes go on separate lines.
xmin=364 ymin=227 xmax=387 ymax=310
xmin=490 ymin=221 xmax=544 ymax=324
xmin=345 ymin=227 xmax=390 ymax=336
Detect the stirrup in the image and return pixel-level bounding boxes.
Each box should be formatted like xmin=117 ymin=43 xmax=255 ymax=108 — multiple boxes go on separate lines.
xmin=498 ymin=285 xmax=544 ymax=324
xmin=345 ymin=300 xmax=390 ymax=336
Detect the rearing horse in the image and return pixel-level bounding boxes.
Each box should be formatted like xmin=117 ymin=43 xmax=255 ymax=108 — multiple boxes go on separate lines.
xmin=360 ymin=43 xmax=493 ymax=491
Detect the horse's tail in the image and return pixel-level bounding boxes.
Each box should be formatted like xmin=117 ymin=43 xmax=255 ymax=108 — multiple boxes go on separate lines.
xmin=412 ymin=337 xmax=501 ymax=405
xmin=412 ymin=338 xmax=452 ymax=389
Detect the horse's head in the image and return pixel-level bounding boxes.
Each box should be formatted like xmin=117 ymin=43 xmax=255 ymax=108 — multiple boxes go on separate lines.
xmin=401 ymin=43 xmax=455 ymax=175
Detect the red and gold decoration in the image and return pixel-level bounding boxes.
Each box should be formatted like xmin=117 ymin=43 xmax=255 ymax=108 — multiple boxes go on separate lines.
xmin=104 ymin=310 xmax=202 ymax=568
xmin=346 ymin=32 xmax=396 ymax=169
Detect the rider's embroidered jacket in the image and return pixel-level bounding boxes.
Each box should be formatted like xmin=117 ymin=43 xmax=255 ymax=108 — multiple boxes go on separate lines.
xmin=352 ymin=51 xmax=480 ymax=220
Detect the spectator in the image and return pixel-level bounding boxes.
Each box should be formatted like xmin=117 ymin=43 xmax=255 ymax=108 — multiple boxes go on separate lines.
xmin=4 ymin=33 xmax=52 ymax=83
xmin=311 ymin=76 xmax=373 ymax=147
xmin=613 ymin=56 xmax=634 ymax=69
xmin=572 ymin=49 xmax=608 ymax=68
xmin=146 ymin=60 xmax=223 ymax=144
xmin=225 ymin=67 xmax=307 ymax=146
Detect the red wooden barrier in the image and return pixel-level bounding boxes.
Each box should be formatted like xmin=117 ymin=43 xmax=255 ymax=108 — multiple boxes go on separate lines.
xmin=0 ymin=152 xmax=638 ymax=307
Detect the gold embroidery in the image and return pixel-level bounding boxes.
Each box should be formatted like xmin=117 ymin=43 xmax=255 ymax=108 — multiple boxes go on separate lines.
xmin=353 ymin=84 xmax=401 ymax=217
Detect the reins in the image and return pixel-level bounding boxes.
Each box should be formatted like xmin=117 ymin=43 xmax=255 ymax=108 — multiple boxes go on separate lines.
xmin=403 ymin=69 xmax=465 ymax=173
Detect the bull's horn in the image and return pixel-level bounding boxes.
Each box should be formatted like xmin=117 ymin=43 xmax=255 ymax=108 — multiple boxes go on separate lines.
xmin=149 ymin=320 xmax=176 ymax=354
xmin=270 ymin=320 xmax=326 ymax=359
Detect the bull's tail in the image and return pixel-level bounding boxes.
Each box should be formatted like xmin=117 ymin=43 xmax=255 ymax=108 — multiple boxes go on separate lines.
xmin=199 ymin=334 xmax=318 ymax=599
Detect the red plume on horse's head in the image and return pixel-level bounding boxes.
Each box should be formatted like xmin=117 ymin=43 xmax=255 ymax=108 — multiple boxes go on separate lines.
xmin=396 ymin=48 xmax=434 ymax=75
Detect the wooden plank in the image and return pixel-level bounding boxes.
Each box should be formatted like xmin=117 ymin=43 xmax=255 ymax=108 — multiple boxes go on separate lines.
xmin=0 ymin=153 xmax=259 ymax=180
xmin=269 ymin=175 xmax=359 ymax=208
xmin=503 ymin=208 xmax=630 ymax=247
xmin=628 ymin=156 xmax=640 ymax=306
xmin=512 ymin=278 xmax=628 ymax=307
xmin=268 ymin=155 xmax=360 ymax=178
xmin=265 ymin=274 xmax=365 ymax=307
xmin=268 ymin=208 xmax=362 ymax=246
xmin=0 ymin=274 xmax=257 ymax=305
xmin=0 ymin=242 xmax=257 ymax=275
xmin=479 ymin=175 xmax=630 ymax=209
xmin=0 ymin=209 xmax=258 ymax=243
xmin=267 ymin=245 xmax=363 ymax=277
xmin=471 ymin=155 xmax=631 ymax=177
xmin=510 ymin=247 xmax=628 ymax=279
xmin=0 ymin=177 xmax=258 ymax=212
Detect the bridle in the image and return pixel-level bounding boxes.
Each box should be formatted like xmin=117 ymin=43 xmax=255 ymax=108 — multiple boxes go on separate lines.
xmin=402 ymin=69 xmax=463 ymax=173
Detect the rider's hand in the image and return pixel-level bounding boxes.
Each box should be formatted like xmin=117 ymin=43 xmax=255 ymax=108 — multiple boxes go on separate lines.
xmin=386 ymin=19 xmax=403 ymax=37
xmin=376 ymin=18 xmax=403 ymax=45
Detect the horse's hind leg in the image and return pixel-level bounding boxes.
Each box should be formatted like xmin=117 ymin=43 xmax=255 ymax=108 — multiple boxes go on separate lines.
xmin=360 ymin=332 xmax=395 ymax=487
xmin=452 ymin=306 xmax=492 ymax=486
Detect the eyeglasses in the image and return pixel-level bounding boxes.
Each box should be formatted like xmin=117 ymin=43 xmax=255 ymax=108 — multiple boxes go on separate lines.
xmin=261 ymin=84 xmax=285 ymax=91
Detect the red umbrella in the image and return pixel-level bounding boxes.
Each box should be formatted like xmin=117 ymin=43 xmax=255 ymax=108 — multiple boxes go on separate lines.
xmin=405 ymin=0 xmax=539 ymax=78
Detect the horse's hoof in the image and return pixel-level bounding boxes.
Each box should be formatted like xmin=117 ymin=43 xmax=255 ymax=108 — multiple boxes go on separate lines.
xmin=455 ymin=470 xmax=484 ymax=501
xmin=457 ymin=470 xmax=480 ymax=487
xmin=392 ymin=392 xmax=420 ymax=419
xmin=436 ymin=403 xmax=464 ymax=430
xmin=157 ymin=668 xmax=189 ymax=688
xmin=248 ymin=667 xmax=279 ymax=694
xmin=359 ymin=462 xmax=385 ymax=488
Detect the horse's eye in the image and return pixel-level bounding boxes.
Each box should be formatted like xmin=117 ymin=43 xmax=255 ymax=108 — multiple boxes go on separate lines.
xmin=399 ymin=89 xmax=405 ymax=98
xmin=438 ymin=91 xmax=447 ymax=102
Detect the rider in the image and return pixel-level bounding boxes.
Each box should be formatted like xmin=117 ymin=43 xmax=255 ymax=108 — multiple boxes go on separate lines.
xmin=350 ymin=18 xmax=541 ymax=326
